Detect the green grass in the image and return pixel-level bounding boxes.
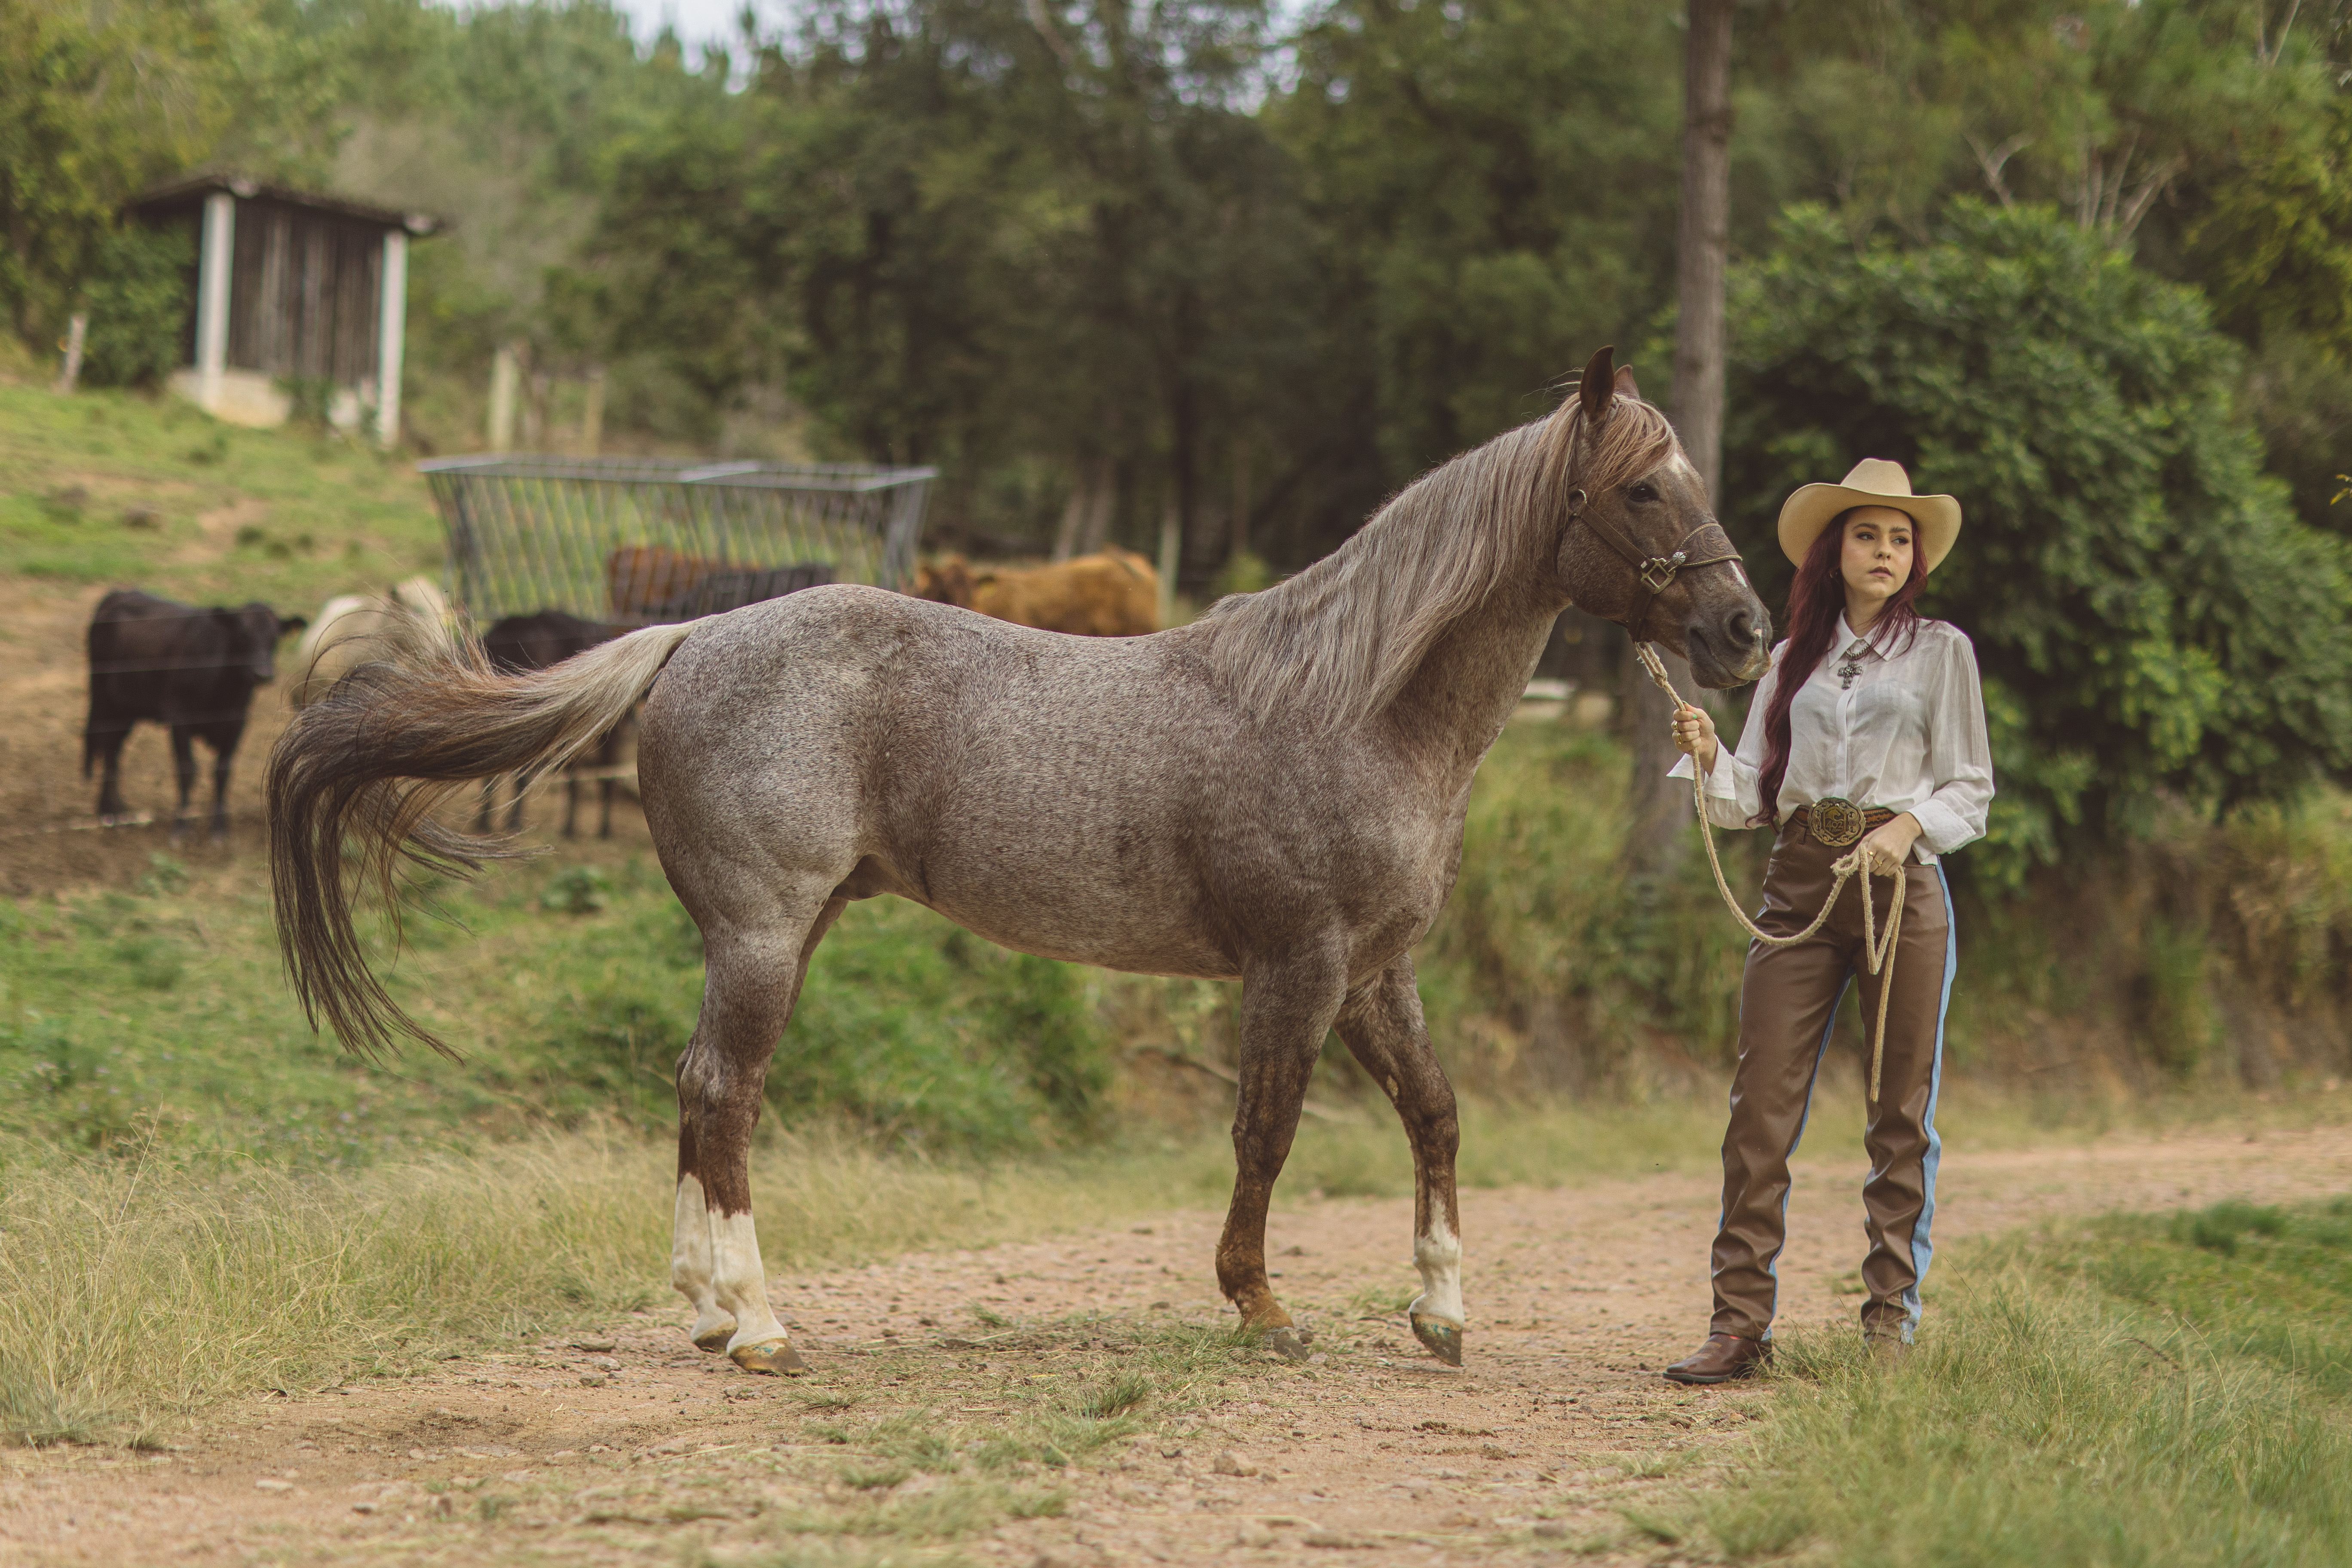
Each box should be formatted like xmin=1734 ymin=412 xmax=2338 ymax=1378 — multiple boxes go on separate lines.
xmin=0 ymin=850 xmax=1115 ymax=1160
xmin=0 ymin=380 xmax=443 ymax=607
xmin=1703 ymin=1194 xmax=2352 ymax=1567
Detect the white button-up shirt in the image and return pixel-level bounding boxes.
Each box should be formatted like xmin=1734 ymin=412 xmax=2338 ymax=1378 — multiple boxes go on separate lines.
xmin=1668 ymin=616 xmax=1994 ymax=864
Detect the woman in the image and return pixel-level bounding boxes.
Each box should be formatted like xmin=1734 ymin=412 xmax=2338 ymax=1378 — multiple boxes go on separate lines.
xmin=1661 ymin=458 xmax=1993 ymax=1382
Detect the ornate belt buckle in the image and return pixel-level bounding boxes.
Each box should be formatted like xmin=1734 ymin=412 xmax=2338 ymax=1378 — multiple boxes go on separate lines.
xmin=1808 ymin=796 xmax=1866 ymax=848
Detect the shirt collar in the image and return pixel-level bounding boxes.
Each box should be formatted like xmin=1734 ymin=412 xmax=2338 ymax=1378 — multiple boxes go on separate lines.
xmin=1835 ymin=615 xmax=1882 ymax=658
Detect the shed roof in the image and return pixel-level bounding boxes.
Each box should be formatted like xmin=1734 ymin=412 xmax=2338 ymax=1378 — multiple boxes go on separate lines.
xmin=127 ymin=173 xmax=445 ymax=236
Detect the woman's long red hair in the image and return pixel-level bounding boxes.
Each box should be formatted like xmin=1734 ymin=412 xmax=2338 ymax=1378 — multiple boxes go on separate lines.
xmin=1752 ymin=511 xmax=1930 ymax=826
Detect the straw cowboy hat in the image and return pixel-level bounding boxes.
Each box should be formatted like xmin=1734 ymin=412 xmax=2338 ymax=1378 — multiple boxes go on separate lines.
xmin=1776 ymin=459 xmax=1962 ymax=571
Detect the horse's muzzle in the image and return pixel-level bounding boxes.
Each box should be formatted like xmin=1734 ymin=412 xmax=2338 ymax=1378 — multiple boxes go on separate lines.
xmin=1683 ymin=598 xmax=1773 ymax=689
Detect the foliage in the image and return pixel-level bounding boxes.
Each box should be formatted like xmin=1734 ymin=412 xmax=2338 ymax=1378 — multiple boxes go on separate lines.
xmin=1271 ymin=0 xmax=1681 ymax=493
xmin=1702 ymin=1193 xmax=2352 ymax=1566
xmin=2186 ymin=48 xmax=2352 ymax=360
xmin=583 ymin=0 xmax=1317 ymax=557
xmin=0 ymin=0 xmax=334 ymax=345
xmin=1721 ymin=202 xmax=2352 ymax=877
xmin=74 ymin=226 xmax=195 ymax=389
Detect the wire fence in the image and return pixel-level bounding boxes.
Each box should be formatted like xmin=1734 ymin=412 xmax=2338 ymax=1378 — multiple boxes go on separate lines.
xmin=418 ymin=456 xmax=938 ymax=627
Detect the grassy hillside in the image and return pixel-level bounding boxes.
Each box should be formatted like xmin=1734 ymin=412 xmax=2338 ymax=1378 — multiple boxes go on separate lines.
xmin=0 ymin=380 xmax=442 ymax=604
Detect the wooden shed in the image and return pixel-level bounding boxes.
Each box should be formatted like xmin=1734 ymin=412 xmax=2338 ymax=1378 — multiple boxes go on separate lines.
xmin=126 ymin=175 xmax=442 ymax=448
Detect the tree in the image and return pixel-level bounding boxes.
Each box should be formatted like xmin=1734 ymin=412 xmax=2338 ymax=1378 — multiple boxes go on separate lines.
xmin=1721 ymin=202 xmax=2352 ymax=881
xmin=0 ymin=0 xmax=331 ymax=353
xmin=1624 ymin=0 xmax=1737 ymax=881
xmin=1271 ymin=0 xmax=1684 ymax=553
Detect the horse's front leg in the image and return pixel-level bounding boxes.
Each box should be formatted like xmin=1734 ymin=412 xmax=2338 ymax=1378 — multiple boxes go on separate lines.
xmin=672 ymin=892 xmax=845 ymax=1375
xmin=1336 ymin=954 xmax=1464 ymax=1366
xmin=1217 ymin=947 xmax=1349 ymax=1362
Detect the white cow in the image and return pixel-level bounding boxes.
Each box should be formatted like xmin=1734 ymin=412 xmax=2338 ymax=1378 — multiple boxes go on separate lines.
xmin=288 ymin=577 xmax=455 ymax=707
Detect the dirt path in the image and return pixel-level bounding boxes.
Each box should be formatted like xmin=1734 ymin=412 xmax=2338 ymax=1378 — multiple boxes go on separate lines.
xmin=4 ymin=1124 xmax=2347 ymax=1567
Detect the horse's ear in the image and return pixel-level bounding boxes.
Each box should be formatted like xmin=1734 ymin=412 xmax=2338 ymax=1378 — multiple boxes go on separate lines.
xmin=1578 ymin=345 xmax=1616 ymax=424
xmin=1612 ymin=363 xmax=1641 ymax=401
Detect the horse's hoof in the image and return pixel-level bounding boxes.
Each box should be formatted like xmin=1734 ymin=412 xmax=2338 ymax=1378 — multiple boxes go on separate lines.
xmin=692 ymin=1326 xmax=734 ymax=1353
xmin=1264 ymin=1327 xmax=1311 ymax=1363
xmin=1411 ymin=1314 xmax=1465 ymax=1367
xmin=729 ymin=1339 xmax=808 ymax=1376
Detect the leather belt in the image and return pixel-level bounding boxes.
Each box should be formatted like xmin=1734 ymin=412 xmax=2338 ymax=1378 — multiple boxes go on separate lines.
xmin=1788 ymin=798 xmax=1894 ymax=849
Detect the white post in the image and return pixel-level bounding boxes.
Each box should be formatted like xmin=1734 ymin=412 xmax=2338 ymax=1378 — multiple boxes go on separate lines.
xmin=1156 ymin=499 xmax=1181 ymax=629
xmin=195 ymin=191 xmax=236 ymax=411
xmin=488 ymin=344 xmax=518 ymax=452
xmin=376 ymin=229 xmax=408 ymax=450
xmin=53 ymin=313 xmax=87 ymax=394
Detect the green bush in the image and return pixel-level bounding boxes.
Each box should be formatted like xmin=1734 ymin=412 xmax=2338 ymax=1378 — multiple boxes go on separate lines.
xmin=1723 ymin=202 xmax=2352 ymax=883
xmin=77 ymin=225 xmax=192 ymax=389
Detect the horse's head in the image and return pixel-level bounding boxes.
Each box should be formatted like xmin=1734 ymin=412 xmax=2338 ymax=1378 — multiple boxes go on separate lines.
xmin=1555 ymin=346 xmax=1771 ymax=690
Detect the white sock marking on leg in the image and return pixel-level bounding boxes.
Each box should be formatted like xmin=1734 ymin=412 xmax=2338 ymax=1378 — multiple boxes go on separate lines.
xmin=1410 ymin=1213 xmax=1466 ymax=1326
xmin=671 ymin=1175 xmax=731 ymax=1342
xmin=710 ymin=1212 xmax=788 ymax=1350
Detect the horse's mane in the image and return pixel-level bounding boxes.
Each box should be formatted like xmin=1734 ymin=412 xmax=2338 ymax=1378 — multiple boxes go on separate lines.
xmin=1191 ymin=392 xmax=1679 ymax=729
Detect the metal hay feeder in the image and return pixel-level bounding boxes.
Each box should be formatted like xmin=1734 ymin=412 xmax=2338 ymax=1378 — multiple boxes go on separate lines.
xmin=418 ymin=456 xmax=938 ymax=628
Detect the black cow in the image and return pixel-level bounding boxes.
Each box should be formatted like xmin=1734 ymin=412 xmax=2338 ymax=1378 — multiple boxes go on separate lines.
xmin=475 ymin=610 xmax=628 ymax=838
xmin=85 ymin=589 xmax=307 ymax=841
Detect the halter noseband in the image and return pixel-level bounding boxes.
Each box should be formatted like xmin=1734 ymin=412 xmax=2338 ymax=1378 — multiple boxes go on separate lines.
xmin=1565 ymin=484 xmax=1745 ymax=640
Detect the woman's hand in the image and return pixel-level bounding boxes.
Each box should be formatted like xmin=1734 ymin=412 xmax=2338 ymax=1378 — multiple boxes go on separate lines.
xmin=1670 ymin=702 xmax=1718 ymax=775
xmin=1857 ymin=812 xmax=1923 ymax=876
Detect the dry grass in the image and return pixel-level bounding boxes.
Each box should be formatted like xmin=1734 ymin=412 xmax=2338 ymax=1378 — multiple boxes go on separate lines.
xmin=9 ymin=1084 xmax=2345 ymax=1449
xmin=0 ymin=1123 xmax=1195 ymax=1446
xmin=0 ymin=1095 xmax=1742 ymax=1446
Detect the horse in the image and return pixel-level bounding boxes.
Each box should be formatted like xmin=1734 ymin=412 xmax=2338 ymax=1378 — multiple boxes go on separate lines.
xmin=288 ymin=578 xmax=454 ymax=707
xmin=265 ymin=347 xmax=1770 ymax=1377
xmin=912 ymin=547 xmax=1159 ymax=635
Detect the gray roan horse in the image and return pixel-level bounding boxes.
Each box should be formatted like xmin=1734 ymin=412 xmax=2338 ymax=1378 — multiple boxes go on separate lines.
xmin=267 ymin=347 xmax=1771 ymax=1376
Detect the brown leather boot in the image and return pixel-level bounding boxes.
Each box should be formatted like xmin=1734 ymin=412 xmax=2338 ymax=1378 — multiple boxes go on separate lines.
xmin=1662 ymin=1332 xmax=1770 ymax=1385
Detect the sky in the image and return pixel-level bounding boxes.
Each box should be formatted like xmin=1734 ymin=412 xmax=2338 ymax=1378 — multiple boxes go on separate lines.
xmin=605 ymin=0 xmax=764 ymax=54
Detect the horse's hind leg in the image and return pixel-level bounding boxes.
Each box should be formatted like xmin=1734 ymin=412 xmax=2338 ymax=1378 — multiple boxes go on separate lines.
xmin=1336 ymin=955 xmax=1465 ymax=1366
xmin=672 ymin=890 xmax=846 ymax=1375
xmin=1216 ymin=949 xmax=1349 ymax=1361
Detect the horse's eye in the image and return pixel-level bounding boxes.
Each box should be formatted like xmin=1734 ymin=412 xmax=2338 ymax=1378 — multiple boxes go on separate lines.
xmin=1628 ymin=483 xmax=1658 ymax=504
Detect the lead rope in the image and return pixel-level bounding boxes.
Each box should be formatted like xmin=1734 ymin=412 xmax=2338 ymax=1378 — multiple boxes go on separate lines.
xmin=1632 ymin=644 xmax=1905 ymax=1102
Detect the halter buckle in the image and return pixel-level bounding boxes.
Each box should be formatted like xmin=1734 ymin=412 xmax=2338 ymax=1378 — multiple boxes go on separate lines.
xmin=1638 ymin=552 xmax=1687 ymax=594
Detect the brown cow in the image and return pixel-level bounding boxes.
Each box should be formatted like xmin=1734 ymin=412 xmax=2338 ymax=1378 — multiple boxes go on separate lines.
xmin=911 ymin=547 xmax=1158 ymax=636
xmin=607 ymin=545 xmax=835 ymax=621
xmin=608 ymin=545 xmax=723 ymax=619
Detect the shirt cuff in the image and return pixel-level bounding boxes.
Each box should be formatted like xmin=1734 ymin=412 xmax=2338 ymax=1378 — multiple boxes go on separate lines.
xmin=1668 ymin=753 xmax=1743 ymax=798
xmin=1907 ymin=797 xmax=1976 ymax=856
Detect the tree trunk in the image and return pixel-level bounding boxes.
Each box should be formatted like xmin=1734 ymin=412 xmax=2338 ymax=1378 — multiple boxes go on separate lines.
xmin=1625 ymin=0 xmax=1736 ymax=881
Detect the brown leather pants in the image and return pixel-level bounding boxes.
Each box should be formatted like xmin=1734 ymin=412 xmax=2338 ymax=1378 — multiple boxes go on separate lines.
xmin=1709 ymin=821 xmax=1955 ymax=1343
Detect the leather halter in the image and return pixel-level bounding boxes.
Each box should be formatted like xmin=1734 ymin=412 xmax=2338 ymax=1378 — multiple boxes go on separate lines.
xmin=1565 ymin=484 xmax=1745 ymax=641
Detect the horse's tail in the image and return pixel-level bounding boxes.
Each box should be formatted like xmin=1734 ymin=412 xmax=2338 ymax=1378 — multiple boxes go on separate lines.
xmin=266 ymin=616 xmax=698 ymax=1057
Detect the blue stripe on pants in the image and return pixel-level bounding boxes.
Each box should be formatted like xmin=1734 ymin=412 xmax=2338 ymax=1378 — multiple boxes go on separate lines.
xmin=1898 ymin=867 xmax=1957 ymax=1341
